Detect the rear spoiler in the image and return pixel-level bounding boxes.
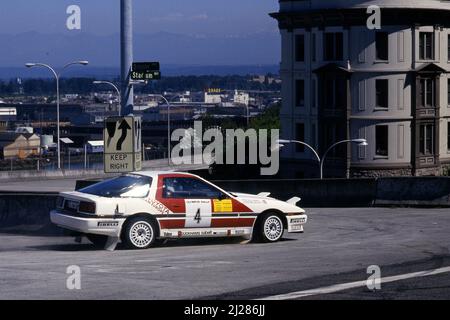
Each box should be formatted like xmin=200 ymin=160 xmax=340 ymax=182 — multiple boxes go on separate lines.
xmin=287 ymin=197 xmax=301 ymax=206
xmin=257 ymin=192 xmax=271 ymax=197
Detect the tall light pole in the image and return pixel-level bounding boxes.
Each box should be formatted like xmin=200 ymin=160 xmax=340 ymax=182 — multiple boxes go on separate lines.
xmin=121 ymin=0 xmax=134 ymax=116
xmin=276 ymin=138 xmax=368 ymax=179
xmin=25 ymin=61 xmax=89 ymax=170
xmin=148 ymin=94 xmax=172 ymax=165
xmin=93 ymin=81 xmax=121 ymax=116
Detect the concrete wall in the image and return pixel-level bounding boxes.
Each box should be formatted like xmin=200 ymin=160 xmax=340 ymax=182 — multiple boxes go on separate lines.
xmin=214 ymin=179 xmax=377 ymax=207
xmin=375 ymin=177 xmax=450 ymax=206
xmin=0 ymin=191 xmax=59 ymax=234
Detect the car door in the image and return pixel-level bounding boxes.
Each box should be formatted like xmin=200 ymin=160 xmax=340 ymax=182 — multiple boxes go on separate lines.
xmin=166 ymin=176 xmax=223 ymax=228
xmin=155 ymin=174 xmax=223 ymax=229
xmin=155 ymin=174 xmax=255 ymax=230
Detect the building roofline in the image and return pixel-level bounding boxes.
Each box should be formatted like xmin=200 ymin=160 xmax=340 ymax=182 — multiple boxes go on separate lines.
xmin=271 ymin=7 xmax=450 ymax=30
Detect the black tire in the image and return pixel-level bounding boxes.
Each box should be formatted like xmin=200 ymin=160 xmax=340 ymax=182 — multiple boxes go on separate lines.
xmin=255 ymin=213 xmax=284 ymax=243
xmin=86 ymin=234 xmax=108 ymax=248
xmin=121 ymin=216 xmax=157 ymax=249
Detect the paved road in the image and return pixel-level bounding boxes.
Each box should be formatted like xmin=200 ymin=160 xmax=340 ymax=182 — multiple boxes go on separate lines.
xmin=0 ymin=207 xmax=449 ymax=300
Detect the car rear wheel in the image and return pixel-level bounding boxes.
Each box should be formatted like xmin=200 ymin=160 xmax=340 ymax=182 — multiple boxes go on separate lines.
xmin=256 ymin=213 xmax=284 ymax=243
xmin=122 ymin=216 xmax=157 ymax=249
xmin=86 ymin=234 xmax=108 ymax=248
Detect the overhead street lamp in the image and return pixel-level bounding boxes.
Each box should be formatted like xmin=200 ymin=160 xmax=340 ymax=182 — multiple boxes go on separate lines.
xmin=276 ymin=138 xmax=368 ymax=179
xmin=320 ymin=139 xmax=368 ymax=180
xmin=93 ymin=81 xmax=121 ymax=116
xmin=25 ymin=60 xmax=89 ymax=170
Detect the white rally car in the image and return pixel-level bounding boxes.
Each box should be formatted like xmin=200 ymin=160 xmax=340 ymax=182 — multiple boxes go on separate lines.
xmin=50 ymin=171 xmax=307 ymax=250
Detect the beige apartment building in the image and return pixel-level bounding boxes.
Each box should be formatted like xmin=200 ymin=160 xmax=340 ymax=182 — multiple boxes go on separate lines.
xmin=271 ymin=0 xmax=450 ymax=177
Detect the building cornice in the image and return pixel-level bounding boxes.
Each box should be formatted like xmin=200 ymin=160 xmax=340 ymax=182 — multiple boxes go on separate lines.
xmin=270 ymin=8 xmax=450 ymax=30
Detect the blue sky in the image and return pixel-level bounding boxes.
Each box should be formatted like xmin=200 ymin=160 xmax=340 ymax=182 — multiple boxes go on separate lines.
xmin=0 ymin=0 xmax=279 ymax=36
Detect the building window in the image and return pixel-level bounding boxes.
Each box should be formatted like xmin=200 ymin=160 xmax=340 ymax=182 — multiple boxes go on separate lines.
xmin=312 ymin=78 xmax=316 ymax=108
xmin=375 ymin=125 xmax=389 ymax=157
xmin=295 ymin=123 xmax=305 ymax=152
xmin=448 ymin=34 xmax=450 ymax=61
xmin=325 ymin=123 xmax=341 ymax=157
xmin=376 ymin=79 xmax=389 ymax=109
xmin=311 ymin=123 xmax=316 ymax=148
xmin=447 ymin=122 xmax=450 ymax=151
xmin=419 ymin=32 xmax=434 ymax=60
xmin=448 ymin=79 xmax=450 ymax=105
xmin=295 ymin=34 xmax=305 ymax=62
xmin=312 ymin=34 xmax=316 ymax=62
xmin=323 ymin=77 xmax=346 ymax=109
xmin=376 ymin=32 xmax=389 ymax=61
xmin=420 ymin=78 xmax=435 ymax=107
xmin=419 ymin=124 xmax=435 ymax=155
xmin=295 ymin=80 xmax=305 ymax=107
xmin=324 ymin=32 xmax=343 ymax=61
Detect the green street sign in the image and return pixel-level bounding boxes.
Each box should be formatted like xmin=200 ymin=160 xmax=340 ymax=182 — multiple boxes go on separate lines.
xmin=131 ymin=62 xmax=161 ymax=80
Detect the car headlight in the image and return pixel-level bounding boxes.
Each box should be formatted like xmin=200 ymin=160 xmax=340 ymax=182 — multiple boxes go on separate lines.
xmin=56 ymin=196 xmax=64 ymax=209
xmin=79 ymin=201 xmax=96 ymax=214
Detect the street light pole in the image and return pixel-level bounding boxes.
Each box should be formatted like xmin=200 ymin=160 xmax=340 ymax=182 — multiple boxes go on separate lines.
xmin=277 ymin=138 xmax=367 ymax=179
xmin=93 ymin=81 xmax=121 ymax=116
xmin=25 ymin=61 xmax=88 ymax=170
xmin=320 ymin=139 xmax=368 ymax=179
xmin=121 ymin=0 xmax=134 ymax=116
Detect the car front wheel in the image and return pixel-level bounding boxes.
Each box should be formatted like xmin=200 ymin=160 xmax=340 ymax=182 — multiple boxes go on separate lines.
xmin=122 ymin=216 xmax=157 ymax=249
xmin=256 ymin=213 xmax=284 ymax=243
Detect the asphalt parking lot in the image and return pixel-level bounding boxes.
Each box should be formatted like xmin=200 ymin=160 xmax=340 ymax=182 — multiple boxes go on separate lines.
xmin=0 ymin=207 xmax=449 ymax=300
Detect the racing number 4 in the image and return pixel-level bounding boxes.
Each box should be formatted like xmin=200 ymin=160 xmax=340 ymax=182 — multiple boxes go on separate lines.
xmin=194 ymin=208 xmax=201 ymax=224
xmin=184 ymin=199 xmax=211 ymax=228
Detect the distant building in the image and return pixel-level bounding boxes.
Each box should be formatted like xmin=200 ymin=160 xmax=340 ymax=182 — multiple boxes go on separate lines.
xmin=233 ymin=90 xmax=250 ymax=106
xmin=204 ymin=92 xmax=223 ymax=104
xmin=15 ymin=127 xmax=33 ymax=134
xmin=271 ymin=0 xmax=450 ymax=177
xmin=0 ymin=132 xmax=40 ymax=160
xmin=0 ymin=107 xmax=17 ymax=122
xmin=86 ymin=140 xmax=104 ymax=154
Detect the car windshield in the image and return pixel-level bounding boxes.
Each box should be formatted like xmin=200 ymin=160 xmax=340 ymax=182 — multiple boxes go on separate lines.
xmin=80 ymin=174 xmax=152 ymax=198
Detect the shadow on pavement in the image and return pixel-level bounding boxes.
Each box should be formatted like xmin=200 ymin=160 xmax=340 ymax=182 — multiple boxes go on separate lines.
xmin=26 ymin=236 xmax=298 ymax=252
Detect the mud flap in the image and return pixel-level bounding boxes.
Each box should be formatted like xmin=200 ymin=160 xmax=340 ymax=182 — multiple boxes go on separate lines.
xmin=240 ymin=234 xmax=252 ymax=244
xmin=104 ymin=236 xmax=120 ymax=251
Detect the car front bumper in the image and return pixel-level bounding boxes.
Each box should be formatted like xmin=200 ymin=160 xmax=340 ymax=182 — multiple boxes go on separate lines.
xmin=50 ymin=210 xmax=125 ymax=237
xmin=286 ymin=214 xmax=308 ymax=233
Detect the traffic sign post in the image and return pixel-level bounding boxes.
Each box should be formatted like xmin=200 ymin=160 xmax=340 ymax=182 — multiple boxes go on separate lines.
xmin=104 ymin=116 xmax=142 ymax=173
xmin=131 ymin=62 xmax=161 ymax=81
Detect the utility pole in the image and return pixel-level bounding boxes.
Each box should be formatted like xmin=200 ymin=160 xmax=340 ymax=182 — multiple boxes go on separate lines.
xmin=121 ymin=0 xmax=134 ymax=116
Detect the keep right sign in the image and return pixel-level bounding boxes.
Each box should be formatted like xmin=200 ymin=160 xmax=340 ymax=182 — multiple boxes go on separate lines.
xmin=104 ymin=116 xmax=142 ymax=173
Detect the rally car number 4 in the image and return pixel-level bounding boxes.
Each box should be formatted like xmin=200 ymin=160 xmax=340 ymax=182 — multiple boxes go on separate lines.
xmin=50 ymin=171 xmax=308 ymax=250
